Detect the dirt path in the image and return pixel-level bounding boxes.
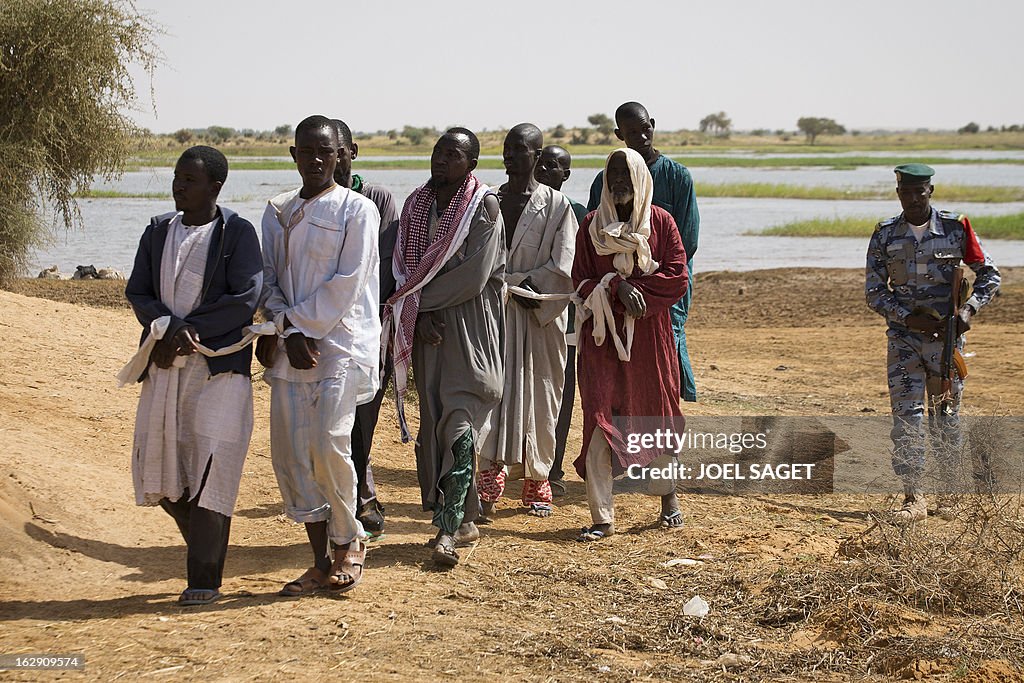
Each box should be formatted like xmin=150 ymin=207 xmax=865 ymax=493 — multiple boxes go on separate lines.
xmin=1 ymin=270 xmax=1021 ymax=681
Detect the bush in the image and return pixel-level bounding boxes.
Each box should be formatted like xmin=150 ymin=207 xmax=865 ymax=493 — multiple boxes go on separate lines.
xmin=206 ymin=126 xmax=236 ymax=143
xmin=0 ymin=0 xmax=159 ymax=284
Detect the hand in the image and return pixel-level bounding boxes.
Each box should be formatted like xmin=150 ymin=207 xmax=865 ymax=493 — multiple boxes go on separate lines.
xmin=512 ymin=276 xmax=541 ymax=309
xmin=284 ymin=332 xmax=319 ymax=370
xmin=256 ymin=334 xmax=278 ymax=368
xmin=905 ymin=313 xmax=943 ymax=337
xmin=617 ymin=281 xmax=647 ymax=318
xmin=172 ymin=326 xmax=200 ymax=356
xmin=149 ymin=337 xmax=178 ymax=369
xmin=956 ymin=305 xmax=974 ymax=336
xmin=416 ymin=312 xmax=445 ymax=346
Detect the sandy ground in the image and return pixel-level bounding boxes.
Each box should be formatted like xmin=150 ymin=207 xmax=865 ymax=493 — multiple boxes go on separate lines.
xmin=0 ymin=269 xmax=1022 ymax=682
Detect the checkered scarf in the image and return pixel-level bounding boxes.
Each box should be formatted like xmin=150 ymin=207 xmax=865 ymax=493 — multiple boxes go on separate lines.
xmin=382 ymin=173 xmax=488 ymax=441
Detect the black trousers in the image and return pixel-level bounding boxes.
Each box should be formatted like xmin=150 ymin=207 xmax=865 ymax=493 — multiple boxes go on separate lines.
xmin=549 ymin=344 xmax=577 ymax=482
xmin=159 ymin=483 xmax=232 ymax=591
xmin=351 ymin=361 xmax=393 ymax=519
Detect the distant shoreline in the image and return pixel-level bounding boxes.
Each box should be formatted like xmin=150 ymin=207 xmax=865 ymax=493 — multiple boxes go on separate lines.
xmin=125 ymin=153 xmax=1024 ymax=172
xmin=76 ymin=182 xmax=1024 ymax=205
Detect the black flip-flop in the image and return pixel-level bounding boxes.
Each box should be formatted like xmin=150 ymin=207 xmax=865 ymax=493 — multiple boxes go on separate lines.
xmin=576 ymin=526 xmax=607 ymax=542
xmin=178 ymin=588 xmax=221 ymax=606
xmin=660 ymin=510 xmax=684 ymax=529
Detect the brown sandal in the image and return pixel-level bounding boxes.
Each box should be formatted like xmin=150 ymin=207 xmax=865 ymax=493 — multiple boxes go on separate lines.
xmin=279 ymin=567 xmax=329 ymax=597
xmin=432 ymin=537 xmax=460 ymax=567
xmin=329 ymin=542 xmax=365 ymax=593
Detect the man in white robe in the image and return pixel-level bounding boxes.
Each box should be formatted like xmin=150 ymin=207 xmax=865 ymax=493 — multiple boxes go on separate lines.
xmin=257 ymin=116 xmax=381 ymax=596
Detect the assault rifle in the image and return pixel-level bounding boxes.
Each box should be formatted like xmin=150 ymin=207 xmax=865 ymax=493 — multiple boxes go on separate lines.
xmin=938 ymin=265 xmax=970 ymax=414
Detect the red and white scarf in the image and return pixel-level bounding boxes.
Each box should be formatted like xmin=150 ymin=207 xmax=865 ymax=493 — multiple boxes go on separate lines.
xmin=382 ymin=173 xmax=489 ymax=441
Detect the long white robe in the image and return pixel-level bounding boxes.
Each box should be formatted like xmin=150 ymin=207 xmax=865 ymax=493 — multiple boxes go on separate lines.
xmin=132 ymin=215 xmax=254 ymax=516
xmin=479 ymin=184 xmax=578 ymax=480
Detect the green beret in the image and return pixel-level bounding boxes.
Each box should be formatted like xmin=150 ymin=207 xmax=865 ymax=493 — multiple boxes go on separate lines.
xmin=894 ymin=163 xmax=935 ymax=184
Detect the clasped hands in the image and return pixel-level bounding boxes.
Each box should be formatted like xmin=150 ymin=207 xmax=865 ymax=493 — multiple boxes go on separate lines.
xmin=511 ymin=276 xmax=541 ymax=310
xmin=617 ymin=280 xmax=647 ymax=318
xmin=150 ymin=325 xmax=200 ymax=369
xmin=255 ymin=316 xmax=319 ymax=370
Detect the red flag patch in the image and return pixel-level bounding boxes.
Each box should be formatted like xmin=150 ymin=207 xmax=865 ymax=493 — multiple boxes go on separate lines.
xmin=961 ymin=216 xmax=985 ymax=264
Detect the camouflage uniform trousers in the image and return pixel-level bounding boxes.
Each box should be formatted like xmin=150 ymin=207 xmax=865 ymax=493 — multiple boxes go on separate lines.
xmin=886 ymin=326 xmax=964 ymax=488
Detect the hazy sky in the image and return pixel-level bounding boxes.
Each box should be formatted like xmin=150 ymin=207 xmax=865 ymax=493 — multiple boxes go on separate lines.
xmin=128 ymin=0 xmax=1024 ymax=135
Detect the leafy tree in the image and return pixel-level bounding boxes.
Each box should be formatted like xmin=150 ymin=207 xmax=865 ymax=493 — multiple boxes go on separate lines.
xmin=0 ymin=0 xmax=159 ymax=283
xmin=402 ymin=125 xmax=427 ymax=145
xmin=274 ymin=123 xmax=294 ymax=138
xmin=699 ymin=111 xmax=732 ymax=138
xmin=587 ymin=113 xmax=614 ymax=144
xmin=570 ymin=128 xmax=590 ymax=145
xmin=173 ymin=128 xmax=195 ymax=144
xmin=551 ymin=123 xmax=567 ymax=139
xmin=796 ymin=117 xmax=846 ymax=145
xmin=206 ymin=126 xmax=235 ymax=143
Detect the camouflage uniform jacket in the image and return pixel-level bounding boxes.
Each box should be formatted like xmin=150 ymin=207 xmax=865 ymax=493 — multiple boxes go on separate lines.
xmin=865 ymin=208 xmax=1000 ymax=328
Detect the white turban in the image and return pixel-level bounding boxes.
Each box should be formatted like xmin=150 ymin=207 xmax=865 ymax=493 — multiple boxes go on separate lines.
xmin=589 ymin=147 xmax=658 ymax=277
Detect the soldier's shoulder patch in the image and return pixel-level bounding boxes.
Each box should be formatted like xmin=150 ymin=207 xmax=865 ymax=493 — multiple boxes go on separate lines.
xmin=937 ymin=209 xmax=964 ymax=221
xmin=876 ymin=215 xmax=899 ymax=230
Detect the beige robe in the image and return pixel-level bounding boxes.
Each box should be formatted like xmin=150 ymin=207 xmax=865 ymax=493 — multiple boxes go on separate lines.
xmin=479 ymin=184 xmax=578 ymax=480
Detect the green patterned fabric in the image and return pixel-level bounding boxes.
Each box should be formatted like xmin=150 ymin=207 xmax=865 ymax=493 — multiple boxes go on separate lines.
xmin=432 ymin=430 xmax=474 ymax=534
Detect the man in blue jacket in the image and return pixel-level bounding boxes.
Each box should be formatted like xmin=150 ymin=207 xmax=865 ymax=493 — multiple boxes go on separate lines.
xmin=125 ymin=145 xmax=263 ymax=606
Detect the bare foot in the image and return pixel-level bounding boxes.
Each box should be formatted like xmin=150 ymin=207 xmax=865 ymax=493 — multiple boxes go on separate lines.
xmin=454 ymin=521 xmax=479 ymax=545
xmin=478 ymin=500 xmax=496 ymax=524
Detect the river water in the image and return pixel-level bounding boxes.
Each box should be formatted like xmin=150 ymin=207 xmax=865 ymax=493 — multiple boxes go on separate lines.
xmin=30 ymin=162 xmax=1024 ymax=275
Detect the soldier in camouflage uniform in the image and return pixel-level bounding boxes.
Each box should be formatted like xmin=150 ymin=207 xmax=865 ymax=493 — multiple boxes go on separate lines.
xmin=865 ymin=164 xmax=1000 ymax=523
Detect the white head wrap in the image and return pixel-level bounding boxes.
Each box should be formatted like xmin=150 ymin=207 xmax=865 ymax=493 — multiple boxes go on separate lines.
xmin=589 ymin=148 xmax=658 ymax=277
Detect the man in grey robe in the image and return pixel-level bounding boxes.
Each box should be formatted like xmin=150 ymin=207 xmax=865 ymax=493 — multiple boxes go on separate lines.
xmin=383 ymin=128 xmax=503 ymax=567
xmin=477 ymin=124 xmax=577 ymax=518
xmin=535 ymin=145 xmax=589 ymax=496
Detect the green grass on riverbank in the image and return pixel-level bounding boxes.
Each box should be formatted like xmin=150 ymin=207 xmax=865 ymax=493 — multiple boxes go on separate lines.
xmin=74 ymin=189 xmax=170 ymax=199
xmin=754 ymin=212 xmax=1024 ymax=239
xmin=697 ymin=183 xmax=1024 ymax=202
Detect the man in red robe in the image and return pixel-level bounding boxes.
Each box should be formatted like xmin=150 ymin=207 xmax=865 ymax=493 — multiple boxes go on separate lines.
xmin=572 ymin=148 xmax=688 ymax=541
